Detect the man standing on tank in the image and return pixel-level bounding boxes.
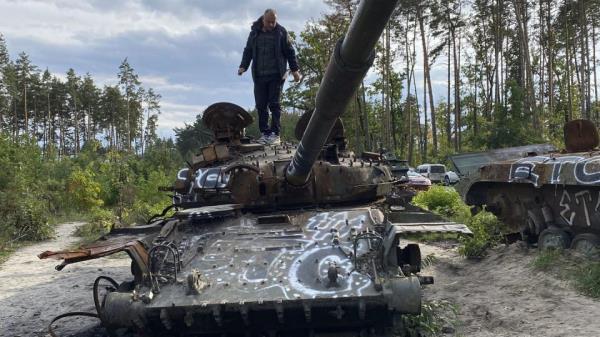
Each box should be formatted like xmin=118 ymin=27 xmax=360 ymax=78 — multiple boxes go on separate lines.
xmin=238 ymin=9 xmax=301 ymax=145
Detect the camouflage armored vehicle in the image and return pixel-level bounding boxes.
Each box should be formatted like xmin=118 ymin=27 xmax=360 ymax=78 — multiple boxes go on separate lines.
xmin=455 ymin=119 xmax=600 ymax=256
xmin=38 ymin=1 xmax=470 ymax=335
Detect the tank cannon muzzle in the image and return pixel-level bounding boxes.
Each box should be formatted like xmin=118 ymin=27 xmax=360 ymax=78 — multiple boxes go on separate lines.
xmin=286 ymin=0 xmax=399 ymax=185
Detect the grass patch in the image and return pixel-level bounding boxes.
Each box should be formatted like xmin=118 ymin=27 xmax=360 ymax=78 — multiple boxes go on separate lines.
xmin=531 ymin=249 xmax=564 ymax=271
xmin=0 ymin=244 xmax=16 ymax=265
xmin=397 ymin=300 xmax=460 ymax=337
xmin=573 ymin=261 xmax=600 ymax=298
xmin=531 ymin=249 xmax=600 ymax=299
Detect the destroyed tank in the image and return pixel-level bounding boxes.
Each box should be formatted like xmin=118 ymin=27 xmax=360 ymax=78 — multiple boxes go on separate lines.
xmin=456 ymin=119 xmax=600 ymax=256
xmin=38 ymin=1 xmax=470 ymax=335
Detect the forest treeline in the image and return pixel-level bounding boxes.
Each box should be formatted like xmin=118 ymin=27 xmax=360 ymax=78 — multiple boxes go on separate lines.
xmin=285 ymin=0 xmax=600 ymax=164
xmin=0 ymin=34 xmax=187 ymax=252
xmin=0 ymin=34 xmax=162 ymax=156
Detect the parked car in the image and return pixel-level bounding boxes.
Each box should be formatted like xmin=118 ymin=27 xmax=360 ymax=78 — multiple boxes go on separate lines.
xmin=416 ymin=163 xmax=447 ymax=183
xmin=444 ymin=170 xmax=460 ymax=185
xmin=406 ymin=170 xmax=432 ymax=190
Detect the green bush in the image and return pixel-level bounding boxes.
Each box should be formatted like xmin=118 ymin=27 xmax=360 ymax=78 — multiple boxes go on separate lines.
xmin=413 ymin=186 xmax=504 ymax=258
xmin=0 ymin=196 xmax=52 ymax=245
xmin=0 ymin=136 xmax=54 ymax=248
xmin=73 ymin=208 xmax=116 ymax=243
xmin=66 ymin=167 xmax=104 ymax=211
xmin=126 ymin=199 xmax=171 ymax=225
xmin=459 ymin=211 xmax=504 ymax=258
xmin=0 ymin=133 xmax=181 ymax=252
xmin=413 ymin=185 xmax=470 ymax=222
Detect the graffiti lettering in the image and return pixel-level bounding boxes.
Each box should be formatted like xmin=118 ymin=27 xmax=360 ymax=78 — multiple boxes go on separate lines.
xmin=509 ymin=156 xmax=548 ymax=186
xmin=574 ymin=190 xmax=593 ymax=227
xmin=194 ymin=167 xmax=229 ymax=189
xmin=509 ymin=155 xmax=600 ymax=185
xmin=559 ymin=190 xmax=576 ymax=226
xmin=574 ymin=157 xmax=600 ymax=184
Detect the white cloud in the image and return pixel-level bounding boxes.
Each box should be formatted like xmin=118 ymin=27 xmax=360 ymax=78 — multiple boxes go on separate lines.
xmin=158 ymin=101 xmax=206 ymax=129
xmin=0 ymin=0 xmax=247 ymax=47
xmin=139 ymin=75 xmax=195 ymax=92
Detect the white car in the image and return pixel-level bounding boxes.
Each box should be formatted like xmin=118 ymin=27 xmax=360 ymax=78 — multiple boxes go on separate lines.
xmin=444 ymin=170 xmax=460 ymax=185
xmin=416 ymin=164 xmax=446 ymax=183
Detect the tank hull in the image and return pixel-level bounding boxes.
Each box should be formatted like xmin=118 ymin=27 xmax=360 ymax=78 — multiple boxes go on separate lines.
xmin=461 ymin=150 xmax=600 ymax=253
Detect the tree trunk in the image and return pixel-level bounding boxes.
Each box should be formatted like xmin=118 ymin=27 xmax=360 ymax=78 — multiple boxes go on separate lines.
xmin=547 ymin=0 xmax=554 ymax=119
xmin=417 ymin=6 xmax=437 ymax=156
xmin=579 ymin=0 xmax=588 ymax=119
xmin=447 ymin=37 xmax=452 ymax=147
xmin=539 ymin=0 xmax=545 ymax=124
xmin=387 ymin=24 xmax=393 ymax=150
xmin=74 ymin=98 xmax=79 ymax=154
xmin=23 ymin=83 xmax=27 ymax=137
xmin=593 ymin=24 xmax=598 ymax=122
xmin=407 ymin=25 xmax=414 ymax=164
xmin=452 ymin=25 xmax=461 ymax=152
xmin=361 ymin=82 xmax=371 ymax=151
xmin=513 ymin=0 xmax=538 ymax=130
xmin=494 ymin=0 xmax=502 ymax=110
xmin=566 ymin=22 xmax=574 ymax=122
xmin=354 ymin=94 xmax=362 ymax=153
xmin=474 ymin=63 xmax=479 ymax=138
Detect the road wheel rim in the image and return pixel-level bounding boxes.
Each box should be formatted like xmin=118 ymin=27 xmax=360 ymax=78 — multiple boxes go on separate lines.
xmin=539 ymin=230 xmax=569 ymax=250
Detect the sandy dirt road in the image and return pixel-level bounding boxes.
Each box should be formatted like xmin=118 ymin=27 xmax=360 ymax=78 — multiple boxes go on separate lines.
xmin=0 ymin=222 xmax=130 ymax=337
xmin=421 ymin=242 xmax=600 ymax=337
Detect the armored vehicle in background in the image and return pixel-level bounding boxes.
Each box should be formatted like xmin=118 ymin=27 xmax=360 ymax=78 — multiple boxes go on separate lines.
xmin=456 ymin=119 xmax=600 ymax=256
xmin=38 ymin=0 xmax=470 ymax=335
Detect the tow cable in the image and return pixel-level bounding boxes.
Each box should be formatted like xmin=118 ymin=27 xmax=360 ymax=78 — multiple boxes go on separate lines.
xmin=48 ymin=312 xmax=99 ymax=337
xmin=47 ymin=276 xmax=118 ymax=337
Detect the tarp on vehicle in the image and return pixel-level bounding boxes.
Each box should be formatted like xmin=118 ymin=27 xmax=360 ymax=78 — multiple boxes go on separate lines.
xmin=449 ymin=144 xmax=557 ymax=176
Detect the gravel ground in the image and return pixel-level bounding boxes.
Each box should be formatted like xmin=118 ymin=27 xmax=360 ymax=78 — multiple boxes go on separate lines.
xmin=0 ymin=222 xmax=130 ymax=337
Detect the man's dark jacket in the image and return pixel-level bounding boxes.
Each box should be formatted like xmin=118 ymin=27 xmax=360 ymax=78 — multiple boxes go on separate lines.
xmin=240 ymin=16 xmax=299 ymax=81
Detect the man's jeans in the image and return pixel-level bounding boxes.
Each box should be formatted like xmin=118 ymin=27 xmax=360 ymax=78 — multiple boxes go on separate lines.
xmin=254 ymin=75 xmax=283 ymax=136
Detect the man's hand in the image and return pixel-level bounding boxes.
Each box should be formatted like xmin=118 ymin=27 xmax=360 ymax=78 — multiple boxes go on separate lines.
xmin=291 ymin=71 xmax=301 ymax=82
xmin=238 ymin=67 xmax=246 ymax=76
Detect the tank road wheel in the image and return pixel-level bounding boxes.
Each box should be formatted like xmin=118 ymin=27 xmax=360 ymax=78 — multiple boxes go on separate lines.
xmin=521 ymin=210 xmax=545 ymax=246
xmin=538 ymin=228 xmax=571 ymax=251
xmin=570 ymin=234 xmax=600 ymax=259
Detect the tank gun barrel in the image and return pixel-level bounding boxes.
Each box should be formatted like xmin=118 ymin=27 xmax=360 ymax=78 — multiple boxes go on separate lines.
xmin=286 ymin=0 xmax=399 ymax=185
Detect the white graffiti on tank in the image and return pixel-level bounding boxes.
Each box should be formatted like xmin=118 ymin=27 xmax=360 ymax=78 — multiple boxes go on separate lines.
xmin=509 ymin=155 xmax=600 ymax=186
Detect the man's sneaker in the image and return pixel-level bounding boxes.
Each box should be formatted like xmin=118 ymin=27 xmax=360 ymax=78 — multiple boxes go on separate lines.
xmin=257 ymin=133 xmax=270 ymax=144
xmin=269 ymin=134 xmax=281 ymax=145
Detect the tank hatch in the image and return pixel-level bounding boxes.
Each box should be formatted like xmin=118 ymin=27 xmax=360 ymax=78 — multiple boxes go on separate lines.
xmin=202 ymin=102 xmax=253 ymax=144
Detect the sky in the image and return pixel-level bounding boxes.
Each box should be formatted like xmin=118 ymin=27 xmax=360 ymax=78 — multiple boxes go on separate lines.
xmin=0 ymin=0 xmax=330 ymax=138
xmin=0 ymin=0 xmax=451 ymax=139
